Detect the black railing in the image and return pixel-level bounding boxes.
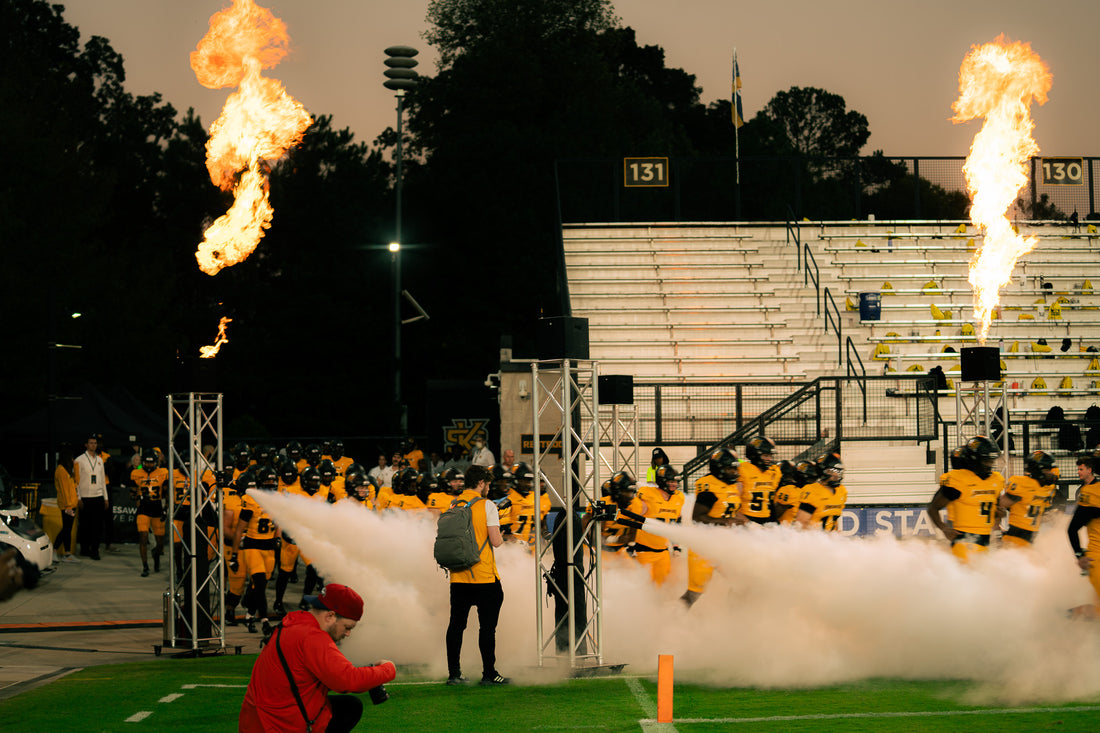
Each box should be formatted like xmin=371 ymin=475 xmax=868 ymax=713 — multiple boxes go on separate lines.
xmin=824 ymin=287 xmax=842 ymax=365
xmin=678 ymin=375 xmax=938 ymax=487
xmin=846 ymin=336 xmax=868 ymax=423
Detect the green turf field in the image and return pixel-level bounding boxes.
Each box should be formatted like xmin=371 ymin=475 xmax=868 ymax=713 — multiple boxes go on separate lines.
xmin=3 ymin=656 xmax=1100 ymax=732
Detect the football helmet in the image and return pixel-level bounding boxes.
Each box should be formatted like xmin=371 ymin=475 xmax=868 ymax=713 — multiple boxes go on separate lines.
xmin=654 ymin=464 xmax=680 ymax=494
xmin=513 ymin=462 xmax=535 ymax=497
xmin=394 ymin=467 xmax=420 ymax=496
xmin=1024 ymin=450 xmax=1056 ymax=485
xmin=949 ymin=445 xmax=966 ymax=471
xmin=304 ymin=444 xmax=322 ymax=467
xmin=255 ymin=444 xmax=275 ymax=467
xmin=331 ymin=440 xmax=345 ymax=460
xmin=317 ymin=459 xmax=337 ymax=485
xmin=255 ymin=466 xmax=278 ymax=491
xmin=278 ymin=460 xmax=300 ymax=485
xmin=817 ymin=452 xmax=844 ymax=487
xmin=607 ymin=471 xmax=638 ymax=509
xmin=964 ymin=435 xmax=1000 ymax=480
xmin=777 ymin=460 xmax=799 ymax=488
xmin=301 ymin=466 xmax=322 ymax=495
xmin=489 ymin=464 xmax=515 ymax=500
xmin=321 ymin=440 xmax=333 ymax=457
xmin=794 ymin=459 xmax=820 ymax=487
xmin=237 ymin=471 xmax=259 ymax=493
xmin=232 ymin=442 xmax=251 ymax=470
xmin=441 ymin=467 xmax=465 ymax=496
xmin=708 ymin=447 xmax=740 ymax=483
xmin=286 ymin=441 xmax=303 ymax=462
xmin=141 ymin=449 xmax=158 ymax=472
xmin=745 ymin=436 xmax=776 ymax=470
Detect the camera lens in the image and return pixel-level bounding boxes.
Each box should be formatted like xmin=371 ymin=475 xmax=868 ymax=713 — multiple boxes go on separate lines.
xmin=368 ymin=685 xmax=389 ymax=705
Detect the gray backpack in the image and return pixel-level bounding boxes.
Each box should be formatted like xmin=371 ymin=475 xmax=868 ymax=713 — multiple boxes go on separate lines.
xmin=434 ymin=498 xmax=489 ymax=571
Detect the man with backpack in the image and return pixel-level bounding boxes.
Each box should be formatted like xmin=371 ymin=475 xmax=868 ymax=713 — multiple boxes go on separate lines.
xmin=439 ymin=464 xmax=510 ymax=687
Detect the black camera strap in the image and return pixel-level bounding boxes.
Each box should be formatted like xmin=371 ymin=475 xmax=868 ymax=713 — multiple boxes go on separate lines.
xmin=273 ymin=624 xmax=322 ymax=733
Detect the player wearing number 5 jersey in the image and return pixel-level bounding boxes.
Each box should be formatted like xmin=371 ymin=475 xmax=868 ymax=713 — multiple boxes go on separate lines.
xmin=1001 ymin=451 xmax=1057 ymax=548
xmin=795 ymin=453 xmax=848 ymax=531
xmin=737 ymin=437 xmax=781 ymax=525
xmin=926 ymin=436 xmax=1004 ymax=564
xmin=682 ymin=448 xmax=744 ymax=608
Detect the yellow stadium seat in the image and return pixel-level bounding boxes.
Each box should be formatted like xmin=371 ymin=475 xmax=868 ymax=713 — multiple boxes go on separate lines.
xmin=871 ymin=343 xmax=891 ymax=360
xmin=930 ymin=304 xmax=951 ymax=320
xmin=855 ymin=239 xmax=868 ymax=248
xmin=1048 ymin=301 xmax=1063 ymax=320
xmin=966 ymin=238 xmax=976 ymax=250
xmin=1083 ymin=279 xmax=1094 ymax=293
xmin=906 ymin=364 xmax=924 ymax=372
xmin=1019 ymin=313 xmax=1035 ymax=320
xmin=1092 ymin=380 xmax=1100 ymax=394
xmin=885 ymin=331 xmax=903 ymax=343
xmin=947 ymin=364 xmax=961 ymax=372
xmin=1089 ymin=224 xmax=1097 ymax=235
xmin=1031 ymin=376 xmax=1048 ymax=393
xmin=882 ymin=281 xmax=894 ymax=293
xmin=960 ymin=323 xmax=975 ymax=336
xmin=1060 ymin=376 xmax=1074 ymax=391
xmin=922 ymin=280 xmax=940 ymax=292
xmin=999 ymin=359 xmax=1007 ymax=371
xmin=955 ymin=223 xmax=967 ymax=234
xmin=1009 ymin=341 xmax=1020 ymax=353
xmin=1031 ymin=340 xmax=1052 ymax=354
xmin=846 ymin=296 xmax=856 ymax=311
xmin=1087 ymin=357 xmax=1100 ymax=373
xmin=941 ymin=344 xmax=955 ymax=353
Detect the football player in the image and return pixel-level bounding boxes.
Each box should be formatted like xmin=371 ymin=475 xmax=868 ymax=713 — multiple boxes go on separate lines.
xmin=772 ymin=460 xmax=814 ymax=525
xmin=737 ymin=437 xmax=781 ymax=525
xmin=1001 ymin=450 xmax=1057 ymax=548
xmin=343 ymin=463 xmax=374 ymax=507
xmin=926 ymin=436 xmax=1004 ymax=563
xmin=796 ymin=453 xmax=848 ymax=531
xmin=231 ymin=442 xmax=252 ymax=482
xmin=600 ymin=472 xmax=646 ymax=555
xmin=488 ymin=464 xmax=515 ymax=536
xmin=508 ymin=463 xmax=550 ymax=546
xmin=130 ymin=449 xmax=168 ymax=577
xmin=426 ymin=468 xmax=463 ymax=515
xmin=388 ymin=467 xmax=427 ymax=513
xmin=317 ymin=459 xmax=346 ymax=503
xmin=329 ymin=440 xmax=354 ymax=476
xmin=222 ymin=467 xmax=251 ymax=625
xmin=301 ymin=444 xmax=323 ymax=472
xmin=285 ymin=441 xmax=304 ymax=470
xmin=1069 ymin=451 xmax=1100 ymax=619
xmin=682 ymin=448 xmax=743 ymax=607
xmin=634 ymin=465 xmax=685 ymax=586
xmin=230 ymin=471 xmax=278 ymax=634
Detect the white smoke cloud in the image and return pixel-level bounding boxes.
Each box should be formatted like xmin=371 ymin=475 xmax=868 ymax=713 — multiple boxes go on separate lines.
xmin=253 ymin=490 xmax=1100 ymax=702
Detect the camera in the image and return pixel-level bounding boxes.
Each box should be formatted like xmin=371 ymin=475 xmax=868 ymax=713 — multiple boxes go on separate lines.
xmin=368 ymin=685 xmax=389 ymax=705
xmin=590 ymin=502 xmax=617 ymax=522
xmin=493 ymin=496 xmax=512 ymax=511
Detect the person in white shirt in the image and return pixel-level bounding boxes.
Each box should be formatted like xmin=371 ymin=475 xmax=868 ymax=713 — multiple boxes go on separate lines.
xmin=367 ymin=453 xmax=388 ymax=487
xmin=73 ymin=435 xmax=109 ymax=560
xmin=469 ymin=438 xmax=495 ymax=467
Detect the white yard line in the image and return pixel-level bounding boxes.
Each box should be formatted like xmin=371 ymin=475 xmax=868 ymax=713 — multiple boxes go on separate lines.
xmin=642 ymin=704 xmax=1100 ymax=725
xmin=625 ymin=677 xmax=678 ymax=733
xmin=124 ymin=711 xmax=152 ymax=723
xmin=158 ymin=693 xmax=183 ymax=703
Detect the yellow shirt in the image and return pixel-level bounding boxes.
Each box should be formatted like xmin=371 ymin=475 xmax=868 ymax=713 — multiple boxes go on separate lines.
xmin=738 ymin=462 xmax=781 ymax=521
xmin=634 ymin=486 xmax=684 ymax=550
xmin=693 ymin=474 xmax=741 ymax=522
xmin=507 ymin=490 xmax=551 ymax=544
xmin=1004 ymin=475 xmax=1056 ymax=534
xmin=797 ymin=482 xmax=848 ymax=531
xmin=54 ymin=465 xmax=78 ymax=511
xmin=448 ymin=489 xmax=499 ymax=584
xmin=940 ymin=469 xmax=1004 ymax=535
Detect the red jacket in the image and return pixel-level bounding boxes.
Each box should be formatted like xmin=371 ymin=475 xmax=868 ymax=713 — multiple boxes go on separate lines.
xmin=239 ymin=611 xmax=396 ymax=732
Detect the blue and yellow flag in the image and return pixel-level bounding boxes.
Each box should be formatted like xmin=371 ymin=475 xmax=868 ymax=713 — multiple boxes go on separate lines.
xmin=732 ymin=53 xmax=744 ymax=128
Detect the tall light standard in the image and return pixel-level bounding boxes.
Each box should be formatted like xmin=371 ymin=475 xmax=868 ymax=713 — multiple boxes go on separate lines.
xmin=383 ymin=45 xmax=418 ymax=433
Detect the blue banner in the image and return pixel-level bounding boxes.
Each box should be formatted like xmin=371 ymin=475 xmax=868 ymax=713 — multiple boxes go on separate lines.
xmin=836 ymin=506 xmax=942 ymax=539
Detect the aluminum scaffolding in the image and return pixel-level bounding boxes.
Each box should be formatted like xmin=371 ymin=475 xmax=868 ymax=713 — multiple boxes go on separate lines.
xmin=955 ymin=379 xmax=1010 ymax=472
xmin=532 ymin=360 xmax=635 ymax=673
xmin=163 ymin=393 xmax=227 ymax=655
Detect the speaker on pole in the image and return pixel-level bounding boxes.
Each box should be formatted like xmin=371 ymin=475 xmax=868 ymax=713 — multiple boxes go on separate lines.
xmin=537 ymin=316 xmax=589 ymax=360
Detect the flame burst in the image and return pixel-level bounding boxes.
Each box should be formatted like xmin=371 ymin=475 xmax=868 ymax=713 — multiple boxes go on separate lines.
xmin=190 ymin=0 xmax=312 ymax=275
xmin=199 ymin=316 xmax=233 ymax=358
xmin=952 ymin=35 xmax=1052 ymax=343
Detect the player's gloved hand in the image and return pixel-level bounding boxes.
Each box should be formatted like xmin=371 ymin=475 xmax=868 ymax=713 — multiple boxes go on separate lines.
xmin=615 ymin=509 xmax=646 ymax=529
xmin=229 ymin=553 xmax=239 ymax=573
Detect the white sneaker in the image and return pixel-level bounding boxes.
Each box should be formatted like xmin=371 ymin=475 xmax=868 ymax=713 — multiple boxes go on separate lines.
xmin=63 ymin=554 xmax=81 ymax=563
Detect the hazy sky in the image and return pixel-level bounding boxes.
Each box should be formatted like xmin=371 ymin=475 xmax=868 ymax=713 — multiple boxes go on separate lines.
xmin=60 ymin=0 xmax=1100 ymax=157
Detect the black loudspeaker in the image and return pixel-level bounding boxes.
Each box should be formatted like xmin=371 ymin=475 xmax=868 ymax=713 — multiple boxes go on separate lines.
xmin=961 ymin=346 xmax=1001 ymax=382
xmin=598 ymin=375 xmax=634 ymax=405
xmin=537 ymin=316 xmax=589 ymax=360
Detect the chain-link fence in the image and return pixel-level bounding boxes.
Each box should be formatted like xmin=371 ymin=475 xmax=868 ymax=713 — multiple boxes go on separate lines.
xmin=558 ymin=156 xmax=1100 ymax=223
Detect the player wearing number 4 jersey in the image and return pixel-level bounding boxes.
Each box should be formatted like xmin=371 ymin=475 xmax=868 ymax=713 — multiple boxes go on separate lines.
xmin=926 ymin=436 xmax=1004 ymax=564
xmin=682 ymin=448 xmax=744 ymax=608
xmin=1001 ymin=451 xmax=1057 ymax=548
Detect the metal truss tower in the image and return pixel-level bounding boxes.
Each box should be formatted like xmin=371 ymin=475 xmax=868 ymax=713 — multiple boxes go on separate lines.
xmin=955 ymin=379 xmax=1009 ymax=470
xmin=163 ymin=393 xmax=227 ymax=655
xmin=531 ymin=360 xmax=636 ymax=672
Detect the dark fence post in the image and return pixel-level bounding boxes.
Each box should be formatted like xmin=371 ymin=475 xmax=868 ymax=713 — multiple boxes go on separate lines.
xmin=653 ymin=385 xmax=662 ymax=445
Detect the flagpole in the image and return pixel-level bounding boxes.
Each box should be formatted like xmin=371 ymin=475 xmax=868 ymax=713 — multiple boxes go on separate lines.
xmin=733 ymin=47 xmax=741 ymax=186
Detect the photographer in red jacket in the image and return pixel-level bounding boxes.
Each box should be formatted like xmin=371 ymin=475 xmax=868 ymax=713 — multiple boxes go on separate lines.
xmin=239 ymin=583 xmax=396 ymax=733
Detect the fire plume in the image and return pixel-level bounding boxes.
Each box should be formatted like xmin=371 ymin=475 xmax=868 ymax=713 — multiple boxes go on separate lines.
xmin=951 ymin=35 xmax=1051 ymax=343
xmin=199 ymin=316 xmax=233 ymax=359
xmin=190 ymin=0 xmax=312 ymax=275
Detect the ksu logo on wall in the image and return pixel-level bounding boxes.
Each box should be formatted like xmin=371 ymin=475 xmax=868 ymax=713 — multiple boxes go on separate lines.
xmin=442 ymin=418 xmax=491 ymax=454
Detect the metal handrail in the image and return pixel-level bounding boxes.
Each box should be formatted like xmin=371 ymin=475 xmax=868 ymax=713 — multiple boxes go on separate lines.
xmin=787 ymin=205 xmax=802 ymax=272
xmin=846 ymin=336 xmax=868 ymax=423
xmin=824 ymin=287 xmax=842 ymax=363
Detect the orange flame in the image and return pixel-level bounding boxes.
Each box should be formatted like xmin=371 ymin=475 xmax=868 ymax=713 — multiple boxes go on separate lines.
xmin=190 ymin=0 xmax=312 ymax=275
xmin=199 ymin=317 xmax=233 ymax=358
xmin=951 ymin=35 xmax=1051 ymax=343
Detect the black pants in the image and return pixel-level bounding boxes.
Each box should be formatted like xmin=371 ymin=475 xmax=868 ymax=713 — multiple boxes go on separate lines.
xmin=53 ymin=511 xmax=75 ymax=554
xmin=327 ymin=694 xmax=363 ymax=733
xmin=446 ymin=579 xmax=503 ymax=679
xmin=78 ymin=497 xmax=105 ymax=557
